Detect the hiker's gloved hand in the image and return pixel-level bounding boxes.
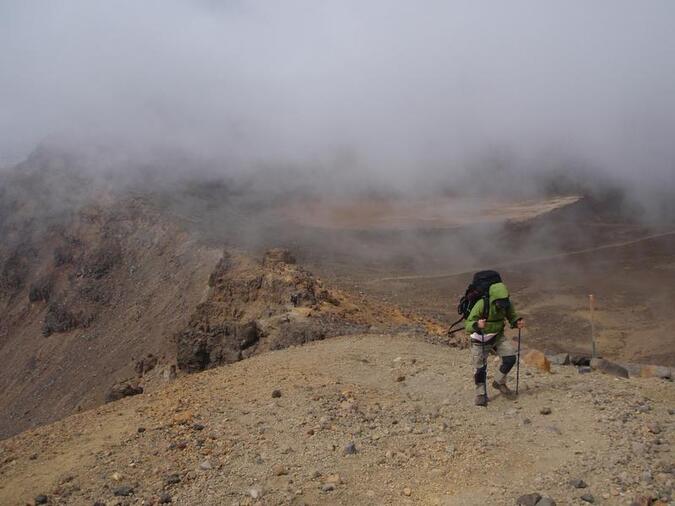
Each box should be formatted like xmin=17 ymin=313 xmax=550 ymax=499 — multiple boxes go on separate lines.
xmin=477 ymin=319 xmax=486 ymax=329
xmin=516 ymin=319 xmax=525 ymax=329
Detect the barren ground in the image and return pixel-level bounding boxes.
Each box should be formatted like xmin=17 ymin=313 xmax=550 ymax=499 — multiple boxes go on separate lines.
xmin=1 ymin=334 xmax=673 ymax=506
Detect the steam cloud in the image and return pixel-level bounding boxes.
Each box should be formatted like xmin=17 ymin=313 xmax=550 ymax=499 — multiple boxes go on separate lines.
xmin=1 ymin=1 xmax=674 ymax=195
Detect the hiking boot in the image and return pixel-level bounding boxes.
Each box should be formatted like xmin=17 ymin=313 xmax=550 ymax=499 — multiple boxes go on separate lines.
xmin=474 ymin=394 xmax=488 ymax=407
xmin=492 ymin=380 xmax=514 ymax=398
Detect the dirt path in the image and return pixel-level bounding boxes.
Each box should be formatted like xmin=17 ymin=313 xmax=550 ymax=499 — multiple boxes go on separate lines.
xmin=1 ymin=334 xmax=672 ymax=505
xmin=368 ymin=230 xmax=675 ymax=284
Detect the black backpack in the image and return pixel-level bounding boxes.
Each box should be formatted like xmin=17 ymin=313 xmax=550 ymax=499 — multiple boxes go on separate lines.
xmin=448 ymin=270 xmax=502 ymax=335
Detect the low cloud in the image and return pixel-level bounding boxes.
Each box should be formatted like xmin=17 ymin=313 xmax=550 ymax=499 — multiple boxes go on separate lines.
xmin=1 ymin=1 xmax=674 ymax=199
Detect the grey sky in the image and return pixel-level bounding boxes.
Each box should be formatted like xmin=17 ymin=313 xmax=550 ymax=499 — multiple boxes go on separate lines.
xmin=1 ymin=1 xmax=674 ymax=191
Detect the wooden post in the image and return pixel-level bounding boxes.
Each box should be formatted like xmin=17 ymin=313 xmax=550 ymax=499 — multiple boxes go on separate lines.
xmin=588 ymin=294 xmax=596 ymax=359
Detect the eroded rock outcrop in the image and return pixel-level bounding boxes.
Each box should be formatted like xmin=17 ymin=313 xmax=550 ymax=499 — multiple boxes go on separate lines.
xmin=176 ymin=249 xmax=367 ymax=372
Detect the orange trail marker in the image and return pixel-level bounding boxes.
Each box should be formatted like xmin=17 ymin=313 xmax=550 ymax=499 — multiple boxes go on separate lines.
xmin=588 ymin=294 xmax=596 ymax=359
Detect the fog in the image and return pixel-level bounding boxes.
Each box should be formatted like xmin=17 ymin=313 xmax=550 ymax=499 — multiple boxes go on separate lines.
xmin=1 ymin=1 xmax=674 ymax=197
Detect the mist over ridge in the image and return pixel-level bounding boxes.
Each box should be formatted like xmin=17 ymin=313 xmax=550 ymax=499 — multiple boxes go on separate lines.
xmin=1 ymin=1 xmax=674 ymax=204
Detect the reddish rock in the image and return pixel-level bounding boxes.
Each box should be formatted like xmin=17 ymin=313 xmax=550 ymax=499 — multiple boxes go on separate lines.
xmin=522 ymin=350 xmax=551 ymax=373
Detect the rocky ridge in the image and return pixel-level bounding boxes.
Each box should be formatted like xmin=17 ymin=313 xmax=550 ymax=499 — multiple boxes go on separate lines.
xmin=175 ymin=248 xmax=442 ymax=374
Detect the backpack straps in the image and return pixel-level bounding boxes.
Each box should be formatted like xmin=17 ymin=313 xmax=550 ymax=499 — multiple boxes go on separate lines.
xmin=481 ymin=294 xmax=490 ymax=319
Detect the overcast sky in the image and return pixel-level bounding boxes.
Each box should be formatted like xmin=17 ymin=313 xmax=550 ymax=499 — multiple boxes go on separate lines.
xmin=1 ymin=1 xmax=674 ymax=191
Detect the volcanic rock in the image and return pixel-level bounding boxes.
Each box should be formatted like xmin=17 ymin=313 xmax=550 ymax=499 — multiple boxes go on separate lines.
xmin=590 ymin=358 xmax=629 ymax=379
xmin=105 ymin=383 xmax=143 ymax=403
xmin=522 ymin=350 xmax=551 ymax=373
xmin=262 ymin=248 xmax=296 ymax=266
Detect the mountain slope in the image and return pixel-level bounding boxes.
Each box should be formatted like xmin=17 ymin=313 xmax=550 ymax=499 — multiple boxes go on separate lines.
xmin=0 ymin=334 xmax=672 ymax=505
xmin=0 ymin=195 xmax=222 ymax=439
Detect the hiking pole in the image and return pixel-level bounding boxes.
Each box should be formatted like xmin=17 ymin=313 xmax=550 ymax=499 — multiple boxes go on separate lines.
xmin=480 ymin=323 xmax=488 ymax=406
xmin=515 ymin=326 xmax=521 ymax=396
xmin=589 ymin=294 xmax=597 ymax=359
xmin=482 ymin=337 xmax=488 ymax=405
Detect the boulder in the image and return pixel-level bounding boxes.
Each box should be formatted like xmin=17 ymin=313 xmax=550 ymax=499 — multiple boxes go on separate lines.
xmin=522 ymin=350 xmax=551 ymax=373
xmin=548 ymin=353 xmax=570 ymax=365
xmin=517 ymin=493 xmax=542 ymax=506
xmin=622 ymin=363 xmax=643 ymax=378
xmin=639 ymin=365 xmax=672 ymax=379
xmin=570 ymin=355 xmax=591 ymax=366
xmin=105 ymin=383 xmax=144 ymax=403
xmin=590 ymin=358 xmax=629 ymax=379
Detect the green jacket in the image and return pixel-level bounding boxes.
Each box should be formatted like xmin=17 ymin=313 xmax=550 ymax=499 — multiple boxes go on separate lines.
xmin=465 ymin=282 xmax=520 ymax=335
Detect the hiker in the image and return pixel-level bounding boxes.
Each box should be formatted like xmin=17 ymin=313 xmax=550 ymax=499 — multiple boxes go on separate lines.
xmin=465 ymin=280 xmax=524 ymax=406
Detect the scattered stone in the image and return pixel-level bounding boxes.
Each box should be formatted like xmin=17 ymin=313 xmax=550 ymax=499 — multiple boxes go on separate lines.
xmin=321 ymin=483 xmax=335 ymax=492
xmin=173 ymin=441 xmax=188 ymax=450
xmin=646 ymin=422 xmax=662 ymax=434
xmin=590 ymin=358 xmax=629 ymax=379
xmin=569 ymin=479 xmax=588 ymax=489
xmin=172 ymin=411 xmax=193 ymax=425
xmin=249 ymin=486 xmax=263 ymax=499
xmin=580 ymin=493 xmax=595 ymax=503
xmin=35 ymin=496 xmax=49 ymax=505
xmin=272 ymin=464 xmax=288 ymax=476
xmin=540 ymin=407 xmax=552 ymax=415
xmin=165 ymin=474 xmax=181 ymax=485
xmin=536 ymin=497 xmax=557 ymax=506
xmin=396 ymin=375 xmax=406 ymax=382
xmin=522 ymin=351 xmax=551 ymax=373
xmin=516 ymin=492 xmax=542 ymax=506
xmin=271 ymin=389 xmax=282 ymax=398
xmin=546 ymin=425 xmax=562 ymax=435
xmin=324 ymin=473 xmax=343 ymax=485
xmin=111 ymin=472 xmax=123 ymax=482
xmin=113 ymin=485 xmax=134 ymax=497
xmin=578 ymin=366 xmax=592 ymax=374
xmin=199 ymin=460 xmax=212 ymax=470
xmin=631 ymin=496 xmax=655 ymax=506
xmin=403 ymin=487 xmax=412 ymax=496
xmin=192 ymin=423 xmax=205 ymax=431
xmin=344 ymin=442 xmax=358 ymax=455
xmin=159 ymin=492 xmax=172 ymax=504
xmin=137 ymin=427 xmax=146 ymax=433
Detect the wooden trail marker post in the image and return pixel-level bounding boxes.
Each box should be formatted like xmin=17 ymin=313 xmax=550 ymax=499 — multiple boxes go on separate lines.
xmin=589 ymin=294 xmax=596 ymax=359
